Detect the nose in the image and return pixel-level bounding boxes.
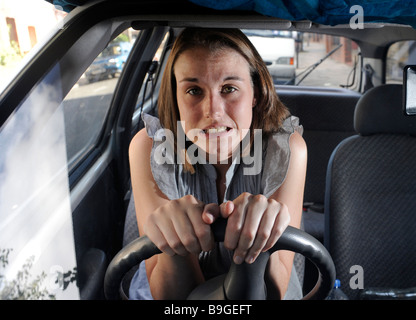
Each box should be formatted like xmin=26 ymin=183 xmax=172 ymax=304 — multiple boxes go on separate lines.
xmin=203 ymin=92 xmax=224 ymax=120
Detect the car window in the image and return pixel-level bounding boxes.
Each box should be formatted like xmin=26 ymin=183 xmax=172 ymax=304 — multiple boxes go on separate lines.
xmin=244 ymin=30 xmax=361 ymax=89
xmin=63 ymin=29 xmax=138 ymax=171
xmin=0 ymin=28 xmax=139 ymax=300
xmin=0 ymin=64 xmax=78 ymax=299
xmin=386 ymin=40 xmax=416 ymax=84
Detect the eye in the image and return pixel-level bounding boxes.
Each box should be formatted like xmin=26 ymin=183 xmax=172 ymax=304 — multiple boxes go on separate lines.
xmin=221 ymin=85 xmax=237 ymax=94
xmin=186 ymin=87 xmax=202 ymax=96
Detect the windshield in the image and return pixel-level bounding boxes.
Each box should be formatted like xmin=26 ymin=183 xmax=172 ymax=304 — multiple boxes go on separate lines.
xmin=244 ymin=29 xmax=361 ymax=89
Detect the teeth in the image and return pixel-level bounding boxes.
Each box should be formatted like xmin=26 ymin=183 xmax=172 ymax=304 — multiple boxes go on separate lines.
xmin=205 ymin=127 xmax=227 ymax=133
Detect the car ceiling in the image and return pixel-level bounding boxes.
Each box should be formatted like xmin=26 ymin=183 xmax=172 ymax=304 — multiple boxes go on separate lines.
xmin=47 ymin=0 xmax=416 ymax=27
xmin=43 ymin=0 xmax=416 ymax=60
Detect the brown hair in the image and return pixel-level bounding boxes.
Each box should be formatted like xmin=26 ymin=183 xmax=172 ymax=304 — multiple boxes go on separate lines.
xmin=158 ymin=28 xmax=290 ymax=170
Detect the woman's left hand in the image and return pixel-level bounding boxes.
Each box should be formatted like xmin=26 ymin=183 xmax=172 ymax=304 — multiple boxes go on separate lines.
xmin=219 ymin=192 xmax=290 ymax=265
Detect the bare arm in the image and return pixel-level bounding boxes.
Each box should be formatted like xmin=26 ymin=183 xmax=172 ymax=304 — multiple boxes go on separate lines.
xmin=129 ymin=129 xmax=214 ymax=299
xmin=129 ymin=129 xmax=307 ymax=299
xmin=265 ymin=131 xmax=307 ymax=298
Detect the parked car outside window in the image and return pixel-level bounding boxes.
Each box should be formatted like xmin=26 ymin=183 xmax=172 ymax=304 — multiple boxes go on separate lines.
xmin=84 ymin=41 xmax=132 ymax=83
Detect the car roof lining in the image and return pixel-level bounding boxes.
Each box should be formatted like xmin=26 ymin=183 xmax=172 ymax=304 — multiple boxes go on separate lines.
xmin=126 ymin=15 xmax=416 ymax=58
xmin=49 ymin=0 xmax=416 ymax=28
xmin=54 ymin=0 xmax=416 ymax=59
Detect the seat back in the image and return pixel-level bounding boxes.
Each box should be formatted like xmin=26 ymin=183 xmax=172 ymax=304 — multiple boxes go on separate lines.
xmin=279 ymin=86 xmax=360 ymax=211
xmin=325 ymin=84 xmax=416 ymax=299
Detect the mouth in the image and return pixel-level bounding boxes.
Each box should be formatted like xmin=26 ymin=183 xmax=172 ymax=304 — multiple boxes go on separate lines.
xmin=202 ymin=126 xmax=230 ymax=134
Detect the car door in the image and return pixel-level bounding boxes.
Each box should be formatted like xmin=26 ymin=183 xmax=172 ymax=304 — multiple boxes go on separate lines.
xmin=0 ymin=2 xmax=167 ymax=299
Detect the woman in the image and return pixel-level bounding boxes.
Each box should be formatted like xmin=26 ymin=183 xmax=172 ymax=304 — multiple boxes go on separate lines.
xmin=129 ymin=28 xmax=307 ymax=299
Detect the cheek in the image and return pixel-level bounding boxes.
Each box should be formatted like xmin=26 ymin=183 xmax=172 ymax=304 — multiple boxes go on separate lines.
xmin=230 ymin=100 xmax=253 ymax=129
xmin=177 ymin=102 xmax=201 ymax=133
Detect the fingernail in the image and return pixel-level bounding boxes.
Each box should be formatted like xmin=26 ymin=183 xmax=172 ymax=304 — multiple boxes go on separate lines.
xmin=204 ymin=212 xmax=214 ymax=223
xmin=234 ymin=256 xmax=243 ymax=264
xmin=246 ymin=256 xmax=255 ymax=264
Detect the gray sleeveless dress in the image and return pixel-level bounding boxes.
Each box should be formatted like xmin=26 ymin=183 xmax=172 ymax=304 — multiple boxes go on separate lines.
xmin=129 ymin=113 xmax=304 ymax=300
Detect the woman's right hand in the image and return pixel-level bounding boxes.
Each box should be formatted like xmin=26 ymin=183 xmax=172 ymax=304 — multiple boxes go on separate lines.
xmin=143 ymin=195 xmax=221 ymax=257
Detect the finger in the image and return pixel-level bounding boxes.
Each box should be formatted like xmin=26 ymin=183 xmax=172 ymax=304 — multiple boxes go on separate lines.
xmin=219 ymin=201 xmax=234 ymax=218
xmin=233 ymin=195 xmax=267 ymax=264
xmin=171 ymin=199 xmax=205 ymax=254
xmin=144 ymin=217 xmax=180 ymax=257
xmin=189 ymin=204 xmax=216 ymax=252
xmin=263 ymin=202 xmax=290 ymax=251
xmin=224 ymin=194 xmax=251 ymax=252
xmin=202 ymin=203 xmax=220 ymax=224
xmin=159 ymin=218 xmax=190 ymax=256
xmin=245 ymin=199 xmax=279 ymax=263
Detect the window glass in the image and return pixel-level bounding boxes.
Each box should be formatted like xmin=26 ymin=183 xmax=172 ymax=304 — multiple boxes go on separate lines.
xmin=64 ymin=28 xmax=138 ymax=170
xmin=0 ymin=64 xmax=78 ymax=299
xmin=0 ymin=26 xmax=140 ymax=301
xmin=244 ymin=30 xmax=361 ymax=89
xmin=386 ymin=40 xmax=416 ymax=84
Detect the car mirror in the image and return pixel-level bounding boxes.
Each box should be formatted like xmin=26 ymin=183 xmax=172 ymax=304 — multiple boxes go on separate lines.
xmin=404 ymin=65 xmax=416 ymax=115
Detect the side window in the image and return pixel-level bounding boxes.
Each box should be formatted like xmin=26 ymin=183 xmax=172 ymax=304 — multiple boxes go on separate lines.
xmin=244 ymin=30 xmax=361 ymax=89
xmin=0 ymin=64 xmax=79 ymax=299
xmin=64 ymin=28 xmax=138 ymax=170
xmin=0 ymin=27 xmax=139 ymax=300
xmin=386 ymin=40 xmax=416 ymax=84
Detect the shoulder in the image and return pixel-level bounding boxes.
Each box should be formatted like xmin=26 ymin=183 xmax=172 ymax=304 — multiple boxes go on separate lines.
xmin=289 ymin=130 xmax=307 ymax=160
xmin=130 ymin=128 xmax=151 ymax=151
xmin=129 ymin=128 xmax=152 ymax=163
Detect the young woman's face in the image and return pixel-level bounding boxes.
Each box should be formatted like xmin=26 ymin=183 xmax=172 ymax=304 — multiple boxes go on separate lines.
xmin=174 ymin=47 xmax=256 ymax=163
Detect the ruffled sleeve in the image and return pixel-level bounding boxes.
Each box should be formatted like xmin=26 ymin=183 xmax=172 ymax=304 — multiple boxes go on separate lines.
xmin=142 ymin=113 xmax=180 ymax=200
xmin=261 ymin=116 xmax=303 ymax=198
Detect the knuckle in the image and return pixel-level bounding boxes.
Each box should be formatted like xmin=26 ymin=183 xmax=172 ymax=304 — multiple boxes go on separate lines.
xmin=170 ymin=239 xmax=182 ymax=251
xmin=183 ymin=238 xmax=199 ymax=252
xmin=241 ymin=228 xmax=256 ymax=242
xmin=274 ymin=223 xmax=287 ymax=238
xmin=253 ymin=194 xmax=267 ymax=203
xmin=228 ymin=222 xmax=242 ymax=235
xmin=267 ymin=197 xmax=279 ymax=207
xmin=194 ymin=226 xmax=209 ymax=240
xmin=186 ymin=194 xmax=202 ymax=204
xmin=268 ymin=199 xmax=282 ymax=214
xmin=169 ymin=199 xmax=181 ymax=211
xmin=280 ymin=202 xmax=289 ymax=213
xmin=250 ymin=249 xmax=262 ymax=258
xmin=235 ymin=248 xmax=248 ymax=257
xmin=182 ymin=194 xmax=194 ymax=201
xmin=256 ymin=229 xmax=269 ymax=242
xmin=158 ymin=241 xmax=171 ymax=254
xmin=241 ymin=192 xmax=252 ymax=201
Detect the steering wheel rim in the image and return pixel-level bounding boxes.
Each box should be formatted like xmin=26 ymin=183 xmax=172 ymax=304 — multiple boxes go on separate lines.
xmin=104 ymin=224 xmax=335 ymax=300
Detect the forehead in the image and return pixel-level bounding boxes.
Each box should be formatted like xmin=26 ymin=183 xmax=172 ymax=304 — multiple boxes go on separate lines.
xmin=174 ymin=46 xmax=251 ymax=77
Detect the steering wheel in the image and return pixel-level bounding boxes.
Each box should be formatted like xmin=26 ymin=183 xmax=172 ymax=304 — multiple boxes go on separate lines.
xmin=104 ymin=219 xmax=335 ymax=300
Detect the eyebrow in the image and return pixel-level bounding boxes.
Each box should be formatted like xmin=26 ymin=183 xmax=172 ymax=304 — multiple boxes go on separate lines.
xmin=178 ymin=76 xmax=244 ymax=83
xmin=179 ymin=77 xmax=198 ymax=83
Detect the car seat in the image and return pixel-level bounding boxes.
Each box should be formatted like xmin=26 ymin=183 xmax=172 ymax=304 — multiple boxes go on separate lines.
xmin=324 ymin=84 xmax=416 ymax=299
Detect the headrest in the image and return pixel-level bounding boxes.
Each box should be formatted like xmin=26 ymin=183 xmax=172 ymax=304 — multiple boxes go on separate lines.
xmin=354 ymin=84 xmax=416 ymax=136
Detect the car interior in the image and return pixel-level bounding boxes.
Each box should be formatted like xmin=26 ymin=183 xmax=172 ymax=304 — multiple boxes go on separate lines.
xmin=1 ymin=0 xmax=416 ymax=300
